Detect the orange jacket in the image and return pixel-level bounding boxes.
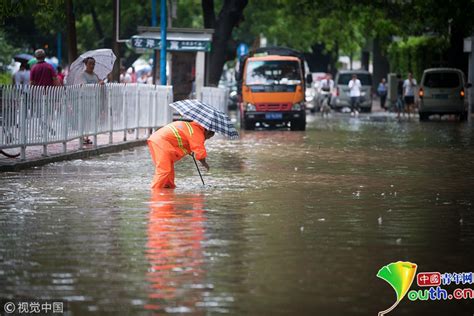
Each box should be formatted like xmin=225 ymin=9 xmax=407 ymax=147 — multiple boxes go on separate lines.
xmin=148 ymin=121 xmax=207 ymax=161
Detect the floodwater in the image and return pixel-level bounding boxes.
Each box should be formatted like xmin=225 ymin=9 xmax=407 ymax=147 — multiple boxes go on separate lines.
xmin=1 ymin=113 xmax=474 ymax=315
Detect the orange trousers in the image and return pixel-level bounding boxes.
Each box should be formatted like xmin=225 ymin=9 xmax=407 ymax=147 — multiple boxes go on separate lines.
xmin=147 ymin=140 xmax=178 ymax=189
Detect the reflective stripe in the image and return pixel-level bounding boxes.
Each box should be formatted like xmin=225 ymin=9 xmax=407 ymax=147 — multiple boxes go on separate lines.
xmin=184 ymin=121 xmax=194 ymax=136
xmin=167 ymin=124 xmax=188 ymax=155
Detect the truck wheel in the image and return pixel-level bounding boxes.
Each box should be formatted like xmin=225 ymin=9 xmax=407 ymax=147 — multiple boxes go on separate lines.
xmin=290 ymin=119 xmax=306 ymax=131
xmin=243 ymin=120 xmax=255 ymax=130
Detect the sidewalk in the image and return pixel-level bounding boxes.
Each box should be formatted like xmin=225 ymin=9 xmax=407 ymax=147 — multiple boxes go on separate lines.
xmin=0 ymin=129 xmax=152 ymax=171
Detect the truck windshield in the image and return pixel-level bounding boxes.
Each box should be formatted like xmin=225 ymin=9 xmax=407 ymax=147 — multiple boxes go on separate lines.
xmin=245 ymin=60 xmax=301 ymax=85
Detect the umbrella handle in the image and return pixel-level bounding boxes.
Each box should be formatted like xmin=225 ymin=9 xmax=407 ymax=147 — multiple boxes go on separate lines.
xmin=191 ymin=153 xmax=205 ymax=186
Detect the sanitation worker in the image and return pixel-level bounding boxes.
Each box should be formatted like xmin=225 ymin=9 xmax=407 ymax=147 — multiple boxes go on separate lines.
xmin=147 ymin=120 xmax=215 ymax=189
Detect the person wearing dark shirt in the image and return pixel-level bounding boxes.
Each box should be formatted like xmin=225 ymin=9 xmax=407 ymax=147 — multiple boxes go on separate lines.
xmin=30 ymin=49 xmax=59 ymax=86
xmin=396 ymin=74 xmax=404 ymax=119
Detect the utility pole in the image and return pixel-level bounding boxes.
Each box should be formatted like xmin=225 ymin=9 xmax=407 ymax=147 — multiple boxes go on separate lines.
xmin=160 ymin=0 xmax=167 ymax=85
xmin=152 ymin=0 xmax=158 ymax=84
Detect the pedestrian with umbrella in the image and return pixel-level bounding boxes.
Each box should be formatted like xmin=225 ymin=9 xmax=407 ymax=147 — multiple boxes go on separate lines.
xmin=147 ymin=99 xmax=238 ymax=189
xmin=77 ymin=57 xmax=103 ymax=84
xmin=65 ymin=48 xmax=116 ymax=85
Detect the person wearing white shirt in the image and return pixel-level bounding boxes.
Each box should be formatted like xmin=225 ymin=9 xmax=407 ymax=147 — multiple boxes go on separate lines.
xmin=13 ymin=63 xmax=30 ymax=88
xmin=120 ymin=66 xmax=132 ymax=83
xmin=348 ymin=74 xmax=362 ymax=116
xmin=320 ymin=74 xmax=334 ymax=92
xmin=403 ymin=72 xmax=417 ymax=118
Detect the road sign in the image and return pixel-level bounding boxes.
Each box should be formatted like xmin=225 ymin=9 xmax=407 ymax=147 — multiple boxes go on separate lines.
xmin=237 ymin=43 xmax=249 ymax=58
xmin=131 ymin=36 xmax=211 ymax=52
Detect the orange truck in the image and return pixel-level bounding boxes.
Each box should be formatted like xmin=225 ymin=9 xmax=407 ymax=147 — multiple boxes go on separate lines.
xmin=236 ymin=47 xmax=312 ymax=130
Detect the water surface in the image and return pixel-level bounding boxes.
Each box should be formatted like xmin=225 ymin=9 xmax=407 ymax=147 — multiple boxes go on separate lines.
xmin=1 ymin=113 xmax=474 ymax=315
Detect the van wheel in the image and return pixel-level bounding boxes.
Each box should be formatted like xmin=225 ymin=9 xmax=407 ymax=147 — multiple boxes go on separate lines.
xmin=419 ymin=112 xmax=429 ymax=121
xmin=459 ymin=111 xmax=468 ymax=122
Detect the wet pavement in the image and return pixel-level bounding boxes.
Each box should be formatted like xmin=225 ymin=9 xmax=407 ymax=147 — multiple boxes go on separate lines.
xmin=0 ymin=130 xmax=152 ymax=171
xmin=1 ymin=109 xmax=474 ymax=315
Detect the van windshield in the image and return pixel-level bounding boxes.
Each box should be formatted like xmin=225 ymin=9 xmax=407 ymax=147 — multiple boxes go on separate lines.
xmin=245 ymin=60 xmax=301 ymax=85
xmin=337 ymin=73 xmax=372 ymax=86
xmin=423 ymin=72 xmax=460 ymax=88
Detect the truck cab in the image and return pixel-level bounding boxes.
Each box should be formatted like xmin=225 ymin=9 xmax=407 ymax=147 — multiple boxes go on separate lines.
xmin=236 ymin=47 xmax=311 ymax=130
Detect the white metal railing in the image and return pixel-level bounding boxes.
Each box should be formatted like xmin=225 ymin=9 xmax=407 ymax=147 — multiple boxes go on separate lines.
xmin=200 ymin=87 xmax=229 ymax=114
xmin=0 ymin=83 xmax=173 ymax=160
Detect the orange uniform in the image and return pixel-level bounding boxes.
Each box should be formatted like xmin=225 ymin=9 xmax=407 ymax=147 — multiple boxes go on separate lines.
xmin=147 ymin=121 xmax=207 ymax=189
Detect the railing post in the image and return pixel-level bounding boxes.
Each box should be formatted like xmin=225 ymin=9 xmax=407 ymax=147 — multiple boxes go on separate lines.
xmin=93 ymin=85 xmax=98 ymax=148
xmin=108 ymin=85 xmax=113 ymax=144
xmin=135 ymin=85 xmax=139 ymax=139
xmin=122 ymin=87 xmax=127 ymax=141
xmin=152 ymin=87 xmax=157 ymax=130
xmin=42 ymin=92 xmax=48 ymax=156
xmin=62 ymin=87 xmax=67 ymax=153
xmin=20 ymin=92 xmax=27 ymax=160
xmin=79 ymin=89 xmax=84 ymax=149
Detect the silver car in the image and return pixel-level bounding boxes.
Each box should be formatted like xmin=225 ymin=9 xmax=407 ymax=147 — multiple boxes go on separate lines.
xmin=418 ymin=68 xmax=470 ymax=121
xmin=332 ymin=70 xmax=373 ymax=112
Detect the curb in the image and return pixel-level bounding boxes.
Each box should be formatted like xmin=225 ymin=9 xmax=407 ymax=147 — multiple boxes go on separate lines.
xmin=0 ymin=140 xmax=147 ymax=172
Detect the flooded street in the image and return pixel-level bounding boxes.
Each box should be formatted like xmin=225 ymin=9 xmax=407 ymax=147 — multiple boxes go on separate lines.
xmin=1 ymin=112 xmax=474 ymax=315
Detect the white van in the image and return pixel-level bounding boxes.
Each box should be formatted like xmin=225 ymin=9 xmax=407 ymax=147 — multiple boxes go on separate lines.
xmin=418 ymin=68 xmax=471 ymax=121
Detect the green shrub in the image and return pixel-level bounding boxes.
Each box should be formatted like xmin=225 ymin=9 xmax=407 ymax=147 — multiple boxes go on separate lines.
xmin=0 ymin=72 xmax=12 ymax=85
xmin=388 ymin=36 xmax=449 ymax=80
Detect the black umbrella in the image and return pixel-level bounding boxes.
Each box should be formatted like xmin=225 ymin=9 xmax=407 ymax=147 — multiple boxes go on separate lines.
xmin=14 ymin=53 xmax=34 ymax=64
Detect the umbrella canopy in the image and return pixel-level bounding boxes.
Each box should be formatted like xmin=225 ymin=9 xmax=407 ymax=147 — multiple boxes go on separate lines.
xmin=14 ymin=53 xmax=34 ymax=64
xmin=28 ymin=58 xmax=37 ymax=67
xmin=27 ymin=58 xmax=58 ymax=70
xmin=169 ymin=99 xmax=239 ymax=139
xmin=132 ymin=58 xmax=152 ymax=77
xmin=65 ymin=48 xmax=116 ymax=85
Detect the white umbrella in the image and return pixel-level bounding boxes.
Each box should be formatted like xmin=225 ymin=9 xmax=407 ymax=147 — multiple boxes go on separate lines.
xmin=65 ymin=48 xmax=116 ymax=85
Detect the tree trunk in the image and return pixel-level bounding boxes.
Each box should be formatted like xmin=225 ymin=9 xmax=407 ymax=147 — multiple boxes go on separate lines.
xmin=203 ymin=0 xmax=248 ymax=86
xmin=202 ymin=0 xmax=216 ymax=28
xmin=304 ymin=43 xmax=335 ymax=74
xmin=65 ymin=0 xmax=78 ymax=64
xmin=90 ymin=4 xmax=104 ymax=46
xmin=448 ymin=26 xmax=468 ymax=77
xmin=112 ymin=0 xmax=120 ymax=82
xmin=373 ymin=36 xmax=390 ymax=90
xmin=361 ymin=50 xmax=370 ymax=71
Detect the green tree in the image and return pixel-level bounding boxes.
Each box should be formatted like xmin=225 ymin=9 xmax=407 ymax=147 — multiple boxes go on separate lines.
xmin=202 ymin=0 xmax=249 ymax=85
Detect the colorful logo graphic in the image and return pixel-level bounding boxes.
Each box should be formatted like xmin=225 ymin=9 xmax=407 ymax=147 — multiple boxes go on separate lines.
xmin=376 ymin=261 xmax=418 ymax=316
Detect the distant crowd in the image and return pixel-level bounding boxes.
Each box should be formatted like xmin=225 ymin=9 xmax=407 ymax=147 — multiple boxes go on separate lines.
xmin=12 ymin=49 xmax=154 ymax=88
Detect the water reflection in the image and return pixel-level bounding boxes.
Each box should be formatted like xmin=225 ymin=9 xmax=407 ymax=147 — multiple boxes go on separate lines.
xmin=145 ymin=190 xmax=207 ymax=314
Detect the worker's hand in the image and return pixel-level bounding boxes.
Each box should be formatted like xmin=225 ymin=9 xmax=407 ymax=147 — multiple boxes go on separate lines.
xmin=200 ymin=159 xmax=210 ymax=171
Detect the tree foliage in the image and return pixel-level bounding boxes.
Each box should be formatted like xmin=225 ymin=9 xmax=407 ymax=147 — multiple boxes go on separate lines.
xmin=388 ymin=36 xmax=450 ymax=80
xmin=1 ymin=0 xmax=474 ymax=78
